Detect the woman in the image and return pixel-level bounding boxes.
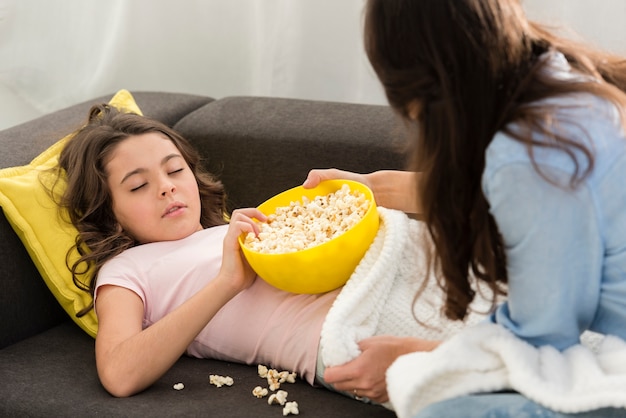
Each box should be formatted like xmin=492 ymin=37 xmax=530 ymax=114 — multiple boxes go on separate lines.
xmin=306 ymin=0 xmax=626 ymax=415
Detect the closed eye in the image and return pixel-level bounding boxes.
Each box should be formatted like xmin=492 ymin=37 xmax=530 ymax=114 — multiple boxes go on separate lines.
xmin=168 ymin=168 xmax=184 ymax=175
xmin=130 ymin=183 xmax=147 ymax=192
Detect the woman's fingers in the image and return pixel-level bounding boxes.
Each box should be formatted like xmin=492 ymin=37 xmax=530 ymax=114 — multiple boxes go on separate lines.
xmin=303 ymin=168 xmax=366 ymax=188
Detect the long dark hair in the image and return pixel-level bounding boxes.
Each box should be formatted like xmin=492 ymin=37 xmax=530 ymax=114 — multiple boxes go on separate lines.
xmin=54 ymin=104 xmax=227 ymax=316
xmin=364 ymin=0 xmax=626 ymax=320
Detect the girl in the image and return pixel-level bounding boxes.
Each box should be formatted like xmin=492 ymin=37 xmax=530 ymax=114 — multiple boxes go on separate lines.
xmin=58 ymin=103 xmax=270 ymax=397
xmin=305 ymin=0 xmax=626 ymax=416
xmin=56 ymin=103 xmax=448 ymax=402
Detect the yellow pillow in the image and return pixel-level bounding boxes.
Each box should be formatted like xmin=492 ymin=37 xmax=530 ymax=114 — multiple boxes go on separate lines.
xmin=0 ymin=89 xmax=142 ymax=338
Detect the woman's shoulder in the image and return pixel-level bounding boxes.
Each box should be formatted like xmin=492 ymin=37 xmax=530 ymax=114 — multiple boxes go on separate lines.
xmin=486 ymin=94 xmax=625 ymax=181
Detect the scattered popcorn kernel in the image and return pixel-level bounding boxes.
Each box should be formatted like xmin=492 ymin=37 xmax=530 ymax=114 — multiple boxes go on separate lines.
xmin=252 ymin=386 xmax=269 ymax=398
xmin=267 ymin=369 xmax=282 ymax=391
xmin=172 ymin=382 xmax=184 ymax=391
xmin=244 ymin=184 xmax=370 ymax=254
xmin=279 ymin=371 xmax=297 ymax=384
xmin=209 ymin=374 xmax=234 ymax=387
xmin=268 ymin=390 xmax=289 ymax=406
xmin=256 ymin=365 xmax=297 ymax=391
xmin=258 ymin=364 xmax=269 ymax=378
xmin=269 ymin=382 xmax=280 ymax=391
xmin=283 ymin=401 xmax=299 ymax=416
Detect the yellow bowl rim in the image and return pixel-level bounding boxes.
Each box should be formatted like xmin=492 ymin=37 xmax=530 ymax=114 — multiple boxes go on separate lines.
xmin=238 ymin=179 xmax=377 ymax=256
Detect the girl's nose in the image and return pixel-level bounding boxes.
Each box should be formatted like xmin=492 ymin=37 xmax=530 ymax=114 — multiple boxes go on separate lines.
xmin=161 ymin=187 xmax=175 ymax=197
xmin=160 ymin=180 xmax=176 ymax=197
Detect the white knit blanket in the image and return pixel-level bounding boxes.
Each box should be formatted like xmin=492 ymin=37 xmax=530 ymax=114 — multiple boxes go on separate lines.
xmin=387 ymin=308 xmax=626 ymax=417
xmin=320 ymin=207 xmax=626 ymax=416
xmin=319 ymin=207 xmax=490 ymax=407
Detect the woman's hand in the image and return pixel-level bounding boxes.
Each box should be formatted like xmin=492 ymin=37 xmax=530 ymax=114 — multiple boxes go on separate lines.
xmin=303 ymin=168 xmax=370 ymax=189
xmin=218 ymin=208 xmax=267 ymax=294
xmin=323 ymin=335 xmax=440 ymax=403
xmin=304 ymin=169 xmax=421 ymax=214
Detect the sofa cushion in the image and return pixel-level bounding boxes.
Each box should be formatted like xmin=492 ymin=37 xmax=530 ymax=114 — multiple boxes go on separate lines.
xmin=174 ymin=96 xmax=406 ymax=210
xmin=0 ymin=322 xmax=395 ymax=417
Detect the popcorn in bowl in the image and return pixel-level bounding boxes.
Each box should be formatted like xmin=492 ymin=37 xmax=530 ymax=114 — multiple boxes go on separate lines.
xmin=238 ymin=179 xmax=379 ymax=294
xmin=243 ymin=184 xmax=370 ymax=254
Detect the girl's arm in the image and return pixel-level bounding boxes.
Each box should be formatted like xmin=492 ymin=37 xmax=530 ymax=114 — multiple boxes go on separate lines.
xmin=303 ymin=169 xmax=421 ymax=214
xmin=95 ymin=208 xmax=266 ymax=397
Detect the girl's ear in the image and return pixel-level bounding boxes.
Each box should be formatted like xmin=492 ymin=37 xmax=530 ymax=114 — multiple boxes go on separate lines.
xmin=115 ymin=223 xmax=123 ymax=233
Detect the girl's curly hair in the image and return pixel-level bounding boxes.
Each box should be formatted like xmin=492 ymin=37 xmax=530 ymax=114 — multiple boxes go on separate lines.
xmin=52 ymin=104 xmax=227 ymax=317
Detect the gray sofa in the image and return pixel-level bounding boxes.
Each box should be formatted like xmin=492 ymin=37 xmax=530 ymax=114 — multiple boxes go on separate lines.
xmin=0 ymin=92 xmax=405 ymax=417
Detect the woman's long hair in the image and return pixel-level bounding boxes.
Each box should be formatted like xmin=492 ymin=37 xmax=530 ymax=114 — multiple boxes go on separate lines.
xmin=53 ymin=104 xmax=227 ymax=316
xmin=364 ymin=0 xmax=626 ymax=320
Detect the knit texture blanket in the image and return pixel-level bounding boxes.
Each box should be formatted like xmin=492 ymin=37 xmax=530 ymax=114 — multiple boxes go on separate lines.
xmin=386 ymin=309 xmax=626 ymax=417
xmin=319 ymin=208 xmax=490 ymax=399
xmin=320 ymin=207 xmax=626 ymax=416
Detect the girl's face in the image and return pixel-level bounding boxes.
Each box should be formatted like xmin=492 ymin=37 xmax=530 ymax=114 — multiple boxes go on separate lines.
xmin=105 ymin=133 xmax=203 ymax=244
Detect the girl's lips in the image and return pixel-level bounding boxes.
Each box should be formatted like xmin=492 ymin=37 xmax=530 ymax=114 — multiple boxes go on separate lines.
xmin=162 ymin=202 xmax=187 ymax=217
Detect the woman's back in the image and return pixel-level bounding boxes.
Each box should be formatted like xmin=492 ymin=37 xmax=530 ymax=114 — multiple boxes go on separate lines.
xmin=482 ymin=53 xmax=626 ymax=348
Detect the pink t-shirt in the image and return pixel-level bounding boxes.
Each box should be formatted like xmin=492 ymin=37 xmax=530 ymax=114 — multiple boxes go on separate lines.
xmin=95 ymin=225 xmax=339 ymax=384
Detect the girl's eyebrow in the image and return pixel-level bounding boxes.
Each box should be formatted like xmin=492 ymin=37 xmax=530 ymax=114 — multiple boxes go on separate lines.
xmin=120 ymin=154 xmax=183 ymax=184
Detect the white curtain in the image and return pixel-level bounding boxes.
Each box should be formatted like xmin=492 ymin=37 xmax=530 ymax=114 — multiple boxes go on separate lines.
xmin=1 ymin=0 xmax=625 ymax=130
xmin=0 ymin=0 xmax=385 ymax=130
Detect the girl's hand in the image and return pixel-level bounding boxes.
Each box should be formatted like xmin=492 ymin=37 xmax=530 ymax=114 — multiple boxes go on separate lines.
xmin=302 ymin=168 xmax=370 ymax=189
xmin=218 ymin=208 xmax=267 ymax=293
xmin=323 ymin=335 xmax=440 ymax=403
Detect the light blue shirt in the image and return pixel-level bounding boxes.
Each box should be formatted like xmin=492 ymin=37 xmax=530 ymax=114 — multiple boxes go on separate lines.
xmin=482 ymin=53 xmax=626 ymax=350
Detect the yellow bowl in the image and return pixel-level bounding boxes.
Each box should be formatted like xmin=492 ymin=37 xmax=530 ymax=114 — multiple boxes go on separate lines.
xmin=239 ymin=180 xmax=379 ymax=294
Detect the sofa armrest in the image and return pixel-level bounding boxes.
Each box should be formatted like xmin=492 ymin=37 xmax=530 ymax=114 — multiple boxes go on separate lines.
xmin=0 ymin=92 xmax=213 ymax=349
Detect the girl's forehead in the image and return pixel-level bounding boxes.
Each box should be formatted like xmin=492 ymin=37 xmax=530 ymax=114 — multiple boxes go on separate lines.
xmin=111 ymin=133 xmax=178 ymax=157
xmin=105 ymin=133 xmax=183 ymax=174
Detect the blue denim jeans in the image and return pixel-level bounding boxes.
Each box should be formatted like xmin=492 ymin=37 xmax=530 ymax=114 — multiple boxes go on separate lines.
xmin=413 ymin=393 xmax=626 ymax=418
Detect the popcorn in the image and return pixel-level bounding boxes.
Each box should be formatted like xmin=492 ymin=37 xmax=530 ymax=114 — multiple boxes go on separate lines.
xmin=252 ymin=386 xmax=269 ymax=398
xmin=280 ymin=371 xmax=297 ymax=384
xmin=254 ymin=366 xmax=301 ymax=413
xmin=203 ymin=367 xmax=301 ymax=414
xmin=258 ymin=364 xmax=269 ymax=378
xmin=261 ymin=366 xmax=298 ymax=391
xmin=266 ymin=369 xmax=282 ymax=391
xmin=209 ymin=374 xmax=234 ymax=387
xmin=176 ymin=366 xmax=301 ymax=415
xmin=283 ymin=401 xmax=299 ymax=416
xmin=268 ymin=390 xmax=289 ymax=406
xmin=244 ymin=184 xmax=370 ymax=254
